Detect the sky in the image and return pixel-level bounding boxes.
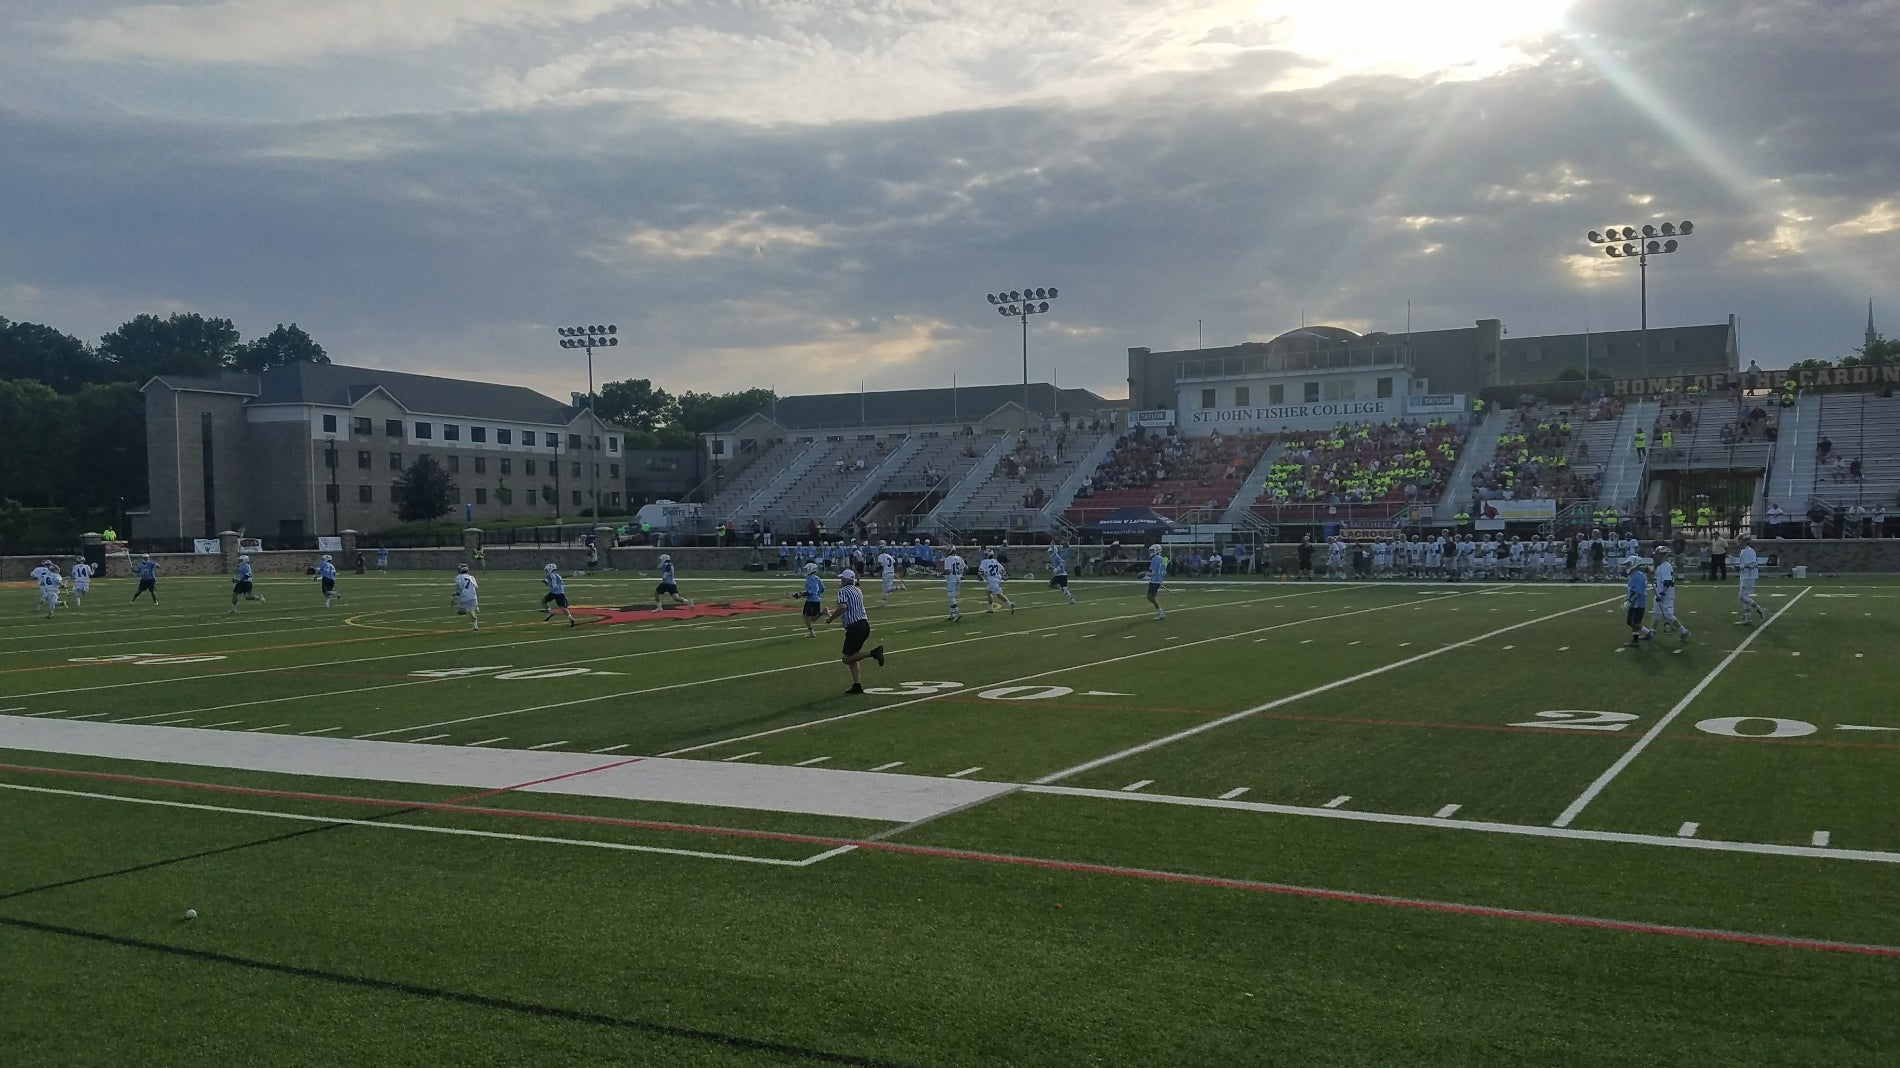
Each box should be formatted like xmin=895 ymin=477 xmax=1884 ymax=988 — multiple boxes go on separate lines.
xmin=2 ymin=0 xmax=1895 ymax=403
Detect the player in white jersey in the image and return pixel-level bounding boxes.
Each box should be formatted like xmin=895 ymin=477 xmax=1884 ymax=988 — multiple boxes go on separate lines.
xmin=451 ymin=563 xmax=480 ymax=630
xmin=31 ymin=560 xmax=62 ymax=618
xmin=875 ymin=550 xmax=904 ymax=606
xmin=1651 ymin=545 xmax=1691 ymax=643
xmin=1326 ymin=536 xmax=1347 ymax=578
xmin=1046 ymin=542 xmax=1075 ymax=604
xmin=1422 ymin=535 xmax=1441 ymax=578
xmin=68 ymin=560 xmax=93 ymax=606
xmin=942 ymin=549 xmax=967 ymax=622
xmin=1371 ymin=539 xmax=1391 ymax=577
xmin=978 ymin=549 xmax=1015 ymax=613
xmin=1733 ymin=534 xmax=1767 ymax=624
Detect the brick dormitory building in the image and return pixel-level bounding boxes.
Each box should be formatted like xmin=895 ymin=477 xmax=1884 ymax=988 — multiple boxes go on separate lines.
xmin=137 ymin=363 xmax=626 ymax=542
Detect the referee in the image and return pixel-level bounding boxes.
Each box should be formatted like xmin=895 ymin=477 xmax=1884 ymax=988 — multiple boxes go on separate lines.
xmin=825 ymin=569 xmax=886 ymax=694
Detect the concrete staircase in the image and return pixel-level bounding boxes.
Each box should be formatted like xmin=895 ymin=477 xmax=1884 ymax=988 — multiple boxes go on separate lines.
xmin=1596 ymin=398 xmax=1660 ymax=509
xmin=823 ymin=435 xmax=923 ymax=529
xmin=1221 ymin=443 xmax=1286 ymax=525
xmin=1432 ymin=409 xmax=1502 ymax=523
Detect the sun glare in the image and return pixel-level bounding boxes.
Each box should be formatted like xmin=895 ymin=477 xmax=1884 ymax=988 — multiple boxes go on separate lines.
xmin=1258 ymin=0 xmax=1575 ymax=83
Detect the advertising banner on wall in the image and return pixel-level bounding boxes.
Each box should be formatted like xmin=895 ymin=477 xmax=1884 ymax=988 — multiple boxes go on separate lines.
xmin=192 ymin=539 xmax=220 ymax=554
xmin=1406 ymin=394 xmax=1467 ymax=416
xmin=1130 ymin=409 xmax=1176 ymax=428
xmin=1478 ymin=499 xmax=1557 ymax=521
xmin=1181 ymin=397 xmax=1398 ymax=435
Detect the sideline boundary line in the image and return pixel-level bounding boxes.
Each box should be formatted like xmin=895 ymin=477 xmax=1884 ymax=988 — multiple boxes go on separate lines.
xmin=1551 ymin=587 xmax=1811 ymax=828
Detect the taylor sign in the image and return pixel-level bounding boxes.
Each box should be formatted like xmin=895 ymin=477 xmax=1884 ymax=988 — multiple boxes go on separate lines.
xmin=1184 ymin=398 xmax=1397 ymax=435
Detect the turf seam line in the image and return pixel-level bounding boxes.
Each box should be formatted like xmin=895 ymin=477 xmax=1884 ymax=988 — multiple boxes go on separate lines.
xmin=1550 ymin=586 xmax=1811 ymax=828
xmin=0 ymin=915 xmax=912 ymax=1067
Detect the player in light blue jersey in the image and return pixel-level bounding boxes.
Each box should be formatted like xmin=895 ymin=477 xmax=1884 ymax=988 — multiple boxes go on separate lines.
xmin=1624 ymin=558 xmax=1655 ymax=645
xmin=794 ymin=562 xmax=825 ymax=637
xmin=824 ymin=569 xmax=885 ymax=694
xmin=1651 ymin=545 xmax=1691 ymax=643
xmin=131 ymin=554 xmax=159 ymax=603
xmin=314 ymin=554 xmax=343 ymax=607
xmin=1145 ymin=544 xmax=1167 ymax=619
xmin=542 ymin=563 xmax=577 ymax=626
xmin=376 ymin=545 xmax=389 ymax=575
xmin=1047 ymin=542 xmax=1075 ymax=604
xmin=1733 ymin=534 xmax=1767 ymax=624
xmin=229 ymin=554 xmax=265 ymax=613
xmin=652 ymin=553 xmax=694 ymax=611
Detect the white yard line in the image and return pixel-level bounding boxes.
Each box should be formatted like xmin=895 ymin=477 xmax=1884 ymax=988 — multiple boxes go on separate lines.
xmin=1551 ymin=587 xmax=1810 ymax=829
xmin=527 ymin=740 xmax=570 ymax=750
xmin=465 ymin=737 xmax=508 ymax=747
xmin=590 ymin=743 xmax=630 ymax=753
xmin=1219 ymin=787 xmax=1250 ymax=800
xmin=245 ymin=723 xmax=289 ymax=732
xmin=722 ymin=751 xmax=761 ymax=762
xmin=297 ymin=726 xmax=341 ymax=736
xmin=1034 ymin=594 xmax=1621 ymax=785
xmin=793 ymin=756 xmax=832 ymax=766
xmin=1813 ymin=831 xmax=1831 ymax=848
xmin=1434 ymin=804 xmax=1462 ymax=819
xmin=1028 ymin=785 xmax=1900 ymax=865
xmin=1677 ymin=822 xmax=1699 ymax=838
xmin=947 ymin=767 xmax=983 ymax=778
xmin=413 ymin=734 xmax=450 ymax=742
xmin=0 ymin=782 xmax=810 ymax=867
xmin=869 ymin=761 xmax=905 ymax=772
xmin=1120 ymin=779 xmax=1154 ymax=792
xmin=1322 ymin=795 xmax=1351 ymax=808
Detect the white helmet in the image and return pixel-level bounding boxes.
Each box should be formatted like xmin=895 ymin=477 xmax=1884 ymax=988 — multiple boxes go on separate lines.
xmin=983 ymin=548 xmax=996 ymax=558
xmin=839 ymin=569 xmax=857 ymax=583
xmin=322 ymin=554 xmax=332 ymax=562
xmin=42 ymin=559 xmax=53 ymax=567
xmin=457 ymin=563 xmax=470 ymax=573
xmin=1148 ymin=544 xmax=1163 ymax=556
xmin=803 ymin=561 xmax=820 ymax=575
xmin=658 ymin=553 xmax=671 ymax=564
xmin=1652 ymin=544 xmax=1670 ymax=558
xmin=141 ymin=553 xmax=152 ymax=560
xmin=545 ymin=562 xmax=558 ymax=572
xmin=238 ymin=554 xmax=250 ymax=562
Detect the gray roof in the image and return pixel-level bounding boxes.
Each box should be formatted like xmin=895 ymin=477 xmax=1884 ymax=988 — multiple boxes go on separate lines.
xmin=251 ymin=362 xmax=579 ymax=424
xmin=763 ymin=382 xmax=1115 ymax=430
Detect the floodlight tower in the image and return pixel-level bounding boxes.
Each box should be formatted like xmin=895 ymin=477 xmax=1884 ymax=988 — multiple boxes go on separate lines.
xmin=1585 ymin=221 xmax=1694 ymax=379
xmin=556 ymin=324 xmax=619 ymax=528
xmin=985 ymin=287 xmax=1059 ymax=429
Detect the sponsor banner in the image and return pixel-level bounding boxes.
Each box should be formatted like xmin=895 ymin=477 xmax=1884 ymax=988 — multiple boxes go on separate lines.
xmin=238 ymin=538 xmax=264 ymax=554
xmin=1611 ymin=365 xmax=1900 ymax=398
xmin=1479 ymin=499 xmax=1557 ymax=521
xmin=192 ymin=539 xmax=220 ymax=554
xmin=1406 ymin=393 xmax=1467 ymax=415
xmin=1182 ymin=397 xmax=1398 ymax=435
xmin=1130 ymin=409 xmax=1176 ymax=428
xmin=316 ymin=536 xmax=344 ymax=553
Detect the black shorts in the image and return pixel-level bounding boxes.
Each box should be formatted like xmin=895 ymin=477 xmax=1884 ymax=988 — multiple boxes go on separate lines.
xmin=655 ymin=582 xmax=678 ymax=596
xmin=137 ymin=578 xmax=156 ymax=592
xmin=542 ymin=592 xmax=569 ymax=608
xmin=233 ymin=580 xmax=253 ymax=595
xmin=842 ymin=619 xmax=871 ymax=656
xmin=1049 ymin=574 xmax=1068 ymax=588
xmin=1626 ymin=605 xmax=1646 ymax=628
xmin=1146 ymin=582 xmax=1162 ymax=597
xmin=802 ymin=601 xmax=823 ymax=619
xmin=321 ymin=577 xmax=336 ymax=593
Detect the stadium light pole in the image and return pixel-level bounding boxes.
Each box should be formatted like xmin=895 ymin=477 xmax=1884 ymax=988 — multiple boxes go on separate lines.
xmin=1585 ymin=221 xmax=1693 ymax=379
xmin=557 ymin=324 xmax=619 ymax=529
xmin=986 ymin=288 xmax=1059 ymax=430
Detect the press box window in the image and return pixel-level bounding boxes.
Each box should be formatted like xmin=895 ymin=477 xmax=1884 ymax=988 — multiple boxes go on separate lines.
xmin=1200 ymin=388 xmax=1217 ymax=409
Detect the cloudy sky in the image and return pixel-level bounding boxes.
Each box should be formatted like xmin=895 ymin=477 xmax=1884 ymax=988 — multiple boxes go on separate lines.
xmin=2 ymin=0 xmax=1894 ymax=402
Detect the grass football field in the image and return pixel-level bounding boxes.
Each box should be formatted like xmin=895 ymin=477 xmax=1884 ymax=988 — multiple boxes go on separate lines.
xmin=2 ymin=566 xmax=1896 ymax=1066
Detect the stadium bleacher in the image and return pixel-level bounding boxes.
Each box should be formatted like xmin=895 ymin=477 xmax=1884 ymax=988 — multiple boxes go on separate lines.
xmin=1254 ymin=420 xmax=1465 ymax=515
xmin=1065 ymin=429 xmax=1271 ymax=524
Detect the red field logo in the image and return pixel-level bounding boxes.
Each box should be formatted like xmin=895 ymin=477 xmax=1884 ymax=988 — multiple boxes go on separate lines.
xmin=575 ymin=600 xmax=795 ymax=625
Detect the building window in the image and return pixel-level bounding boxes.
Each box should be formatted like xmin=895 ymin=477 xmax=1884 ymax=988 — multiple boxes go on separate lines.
xmin=590 ymin=436 xmax=600 ymax=451
xmin=711 ymin=439 xmax=726 ymax=456
xmin=1304 ymin=382 xmax=1320 ymax=403
xmin=609 ymin=463 xmax=619 ymax=478
xmin=321 ymin=414 xmax=337 ymax=433
xmin=473 ymin=457 xmax=486 ymax=474
xmin=324 ymin=484 xmax=339 ymax=502
xmin=1233 ymin=387 xmax=1251 ymax=407
xmin=572 ymin=490 xmax=583 ymax=507
xmin=353 ymin=417 xmax=373 ymax=436
xmin=357 ymin=485 xmax=373 ymax=503
xmin=610 ymin=492 xmax=622 ymax=507
xmin=443 ymin=424 xmax=460 ymax=442
xmin=1377 ymin=377 xmax=1394 ymax=399
xmin=571 ymin=462 xmax=581 ymax=478
xmin=356 ymin=450 xmax=371 ymax=469
xmin=386 ymin=419 xmax=403 ymax=437
xmin=569 ymin=434 xmax=582 ymax=450
xmin=525 ymin=459 xmax=537 ymax=476
xmin=470 ymin=426 xmax=486 ymax=443
xmin=608 ymin=436 xmax=619 ymax=453
xmin=497 ymin=487 xmax=513 ymax=505
xmin=497 ymin=429 xmax=512 ymax=445
xmin=389 ymin=452 xmax=403 ymax=471
xmin=1269 ymin=384 xmax=1285 ymax=405
xmin=414 ymin=422 xmax=432 ymax=439
xmin=323 ymin=448 xmax=338 ymax=469
xmin=522 ymin=430 xmax=536 ymax=447
xmin=1323 ymin=379 xmax=1356 ymax=401
xmin=1200 ymin=388 xmax=1216 ymax=409
xmin=447 ymin=455 xmax=460 ymax=473
xmin=500 ymin=458 xmax=512 ymax=475
xmin=474 ymin=488 xmax=487 ymax=505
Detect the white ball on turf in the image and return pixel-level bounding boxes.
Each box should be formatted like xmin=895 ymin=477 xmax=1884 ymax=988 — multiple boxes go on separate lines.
xmin=184 ymin=908 xmax=197 ymax=920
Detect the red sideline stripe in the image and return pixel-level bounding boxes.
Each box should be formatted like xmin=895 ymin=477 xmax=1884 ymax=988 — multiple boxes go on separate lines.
xmin=436 ymin=757 xmax=645 ymax=805
xmin=3 ymin=760 xmax=1896 ymax=960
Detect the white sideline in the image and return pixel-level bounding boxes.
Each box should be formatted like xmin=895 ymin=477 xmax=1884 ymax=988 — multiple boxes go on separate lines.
xmin=1026 ymin=785 xmax=1900 ymax=865
xmin=1034 ymin=594 xmax=1622 ymax=784
xmin=1550 ymin=587 xmax=1810 ymax=828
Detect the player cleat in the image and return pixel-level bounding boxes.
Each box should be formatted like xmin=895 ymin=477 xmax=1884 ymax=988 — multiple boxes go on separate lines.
xmin=846 ymin=683 xmax=865 ymax=694
xmin=568 ymin=617 xmax=577 ymax=628
xmin=1008 ymin=601 xmax=1015 ymax=614
xmin=871 ymin=645 xmax=885 ymax=667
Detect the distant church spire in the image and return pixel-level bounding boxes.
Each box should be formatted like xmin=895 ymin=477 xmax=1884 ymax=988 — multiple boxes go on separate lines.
xmin=1869 ymin=298 xmax=1879 ymax=349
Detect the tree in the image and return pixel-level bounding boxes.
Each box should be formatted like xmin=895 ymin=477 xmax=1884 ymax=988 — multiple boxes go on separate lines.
xmin=66 ymin=382 xmax=147 ymax=513
xmin=674 ymin=387 xmax=777 ymax=434
xmin=1844 ymin=333 xmax=1897 ymax=367
xmin=392 ymin=455 xmax=458 ymax=524
xmin=231 ymin=322 xmax=328 ymax=374
xmin=0 ymin=379 xmax=71 ymax=507
xmin=98 ymin=313 xmax=241 ymax=381
xmin=0 ymin=317 xmax=104 ymax=391
xmin=1786 ymin=357 xmax=1834 ymax=371
xmin=596 ymin=377 xmax=678 ymax=433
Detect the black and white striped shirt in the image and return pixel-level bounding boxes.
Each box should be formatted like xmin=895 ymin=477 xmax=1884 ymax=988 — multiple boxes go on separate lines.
xmin=834 ymin=584 xmax=868 ymax=625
